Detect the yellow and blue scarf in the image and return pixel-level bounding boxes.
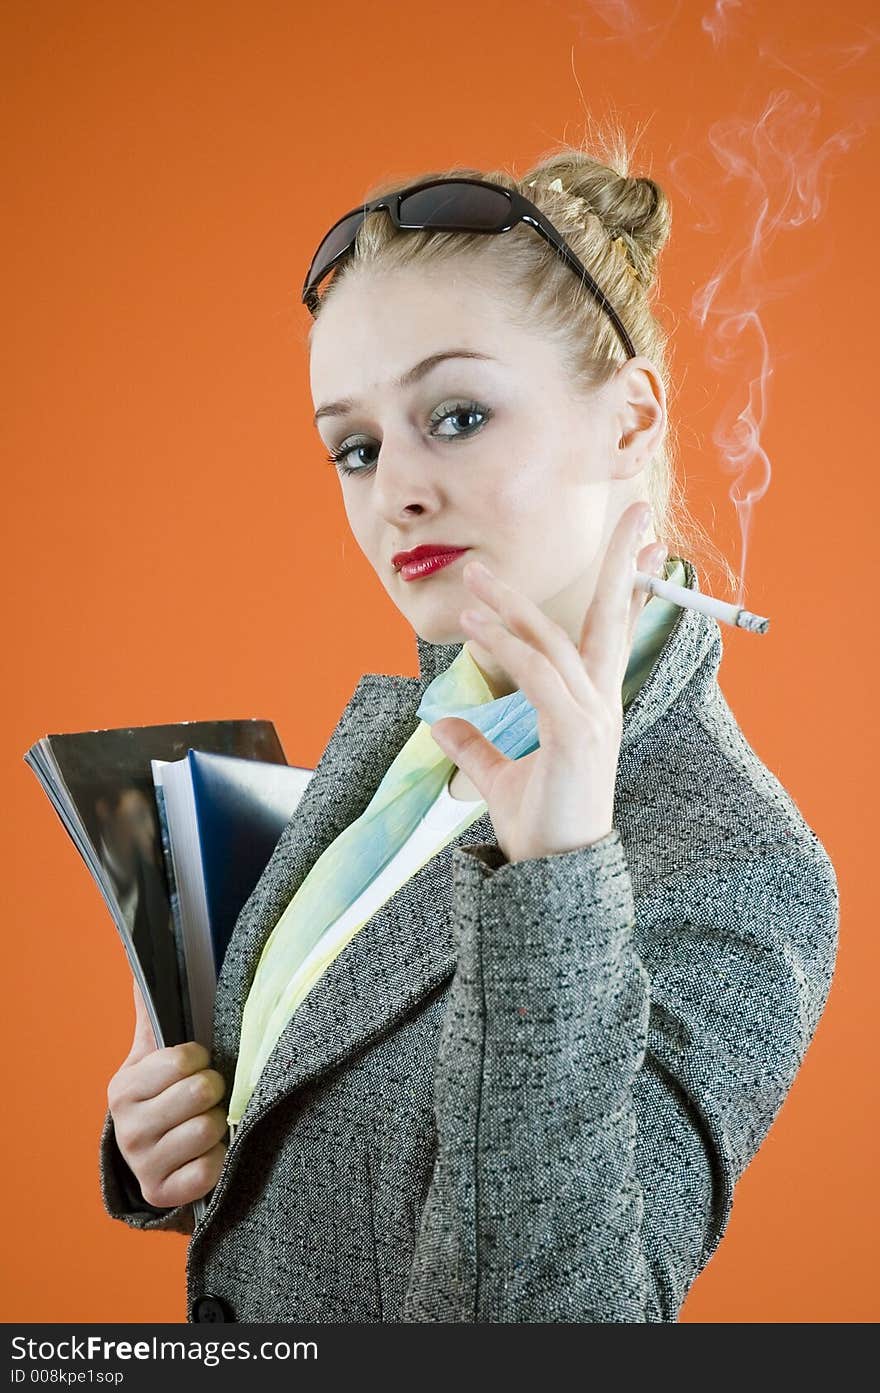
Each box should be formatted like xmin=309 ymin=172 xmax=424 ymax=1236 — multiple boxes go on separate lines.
xmin=226 ymin=557 xmax=687 ymax=1127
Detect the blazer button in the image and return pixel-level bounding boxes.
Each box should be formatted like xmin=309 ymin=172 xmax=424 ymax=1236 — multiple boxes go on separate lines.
xmin=191 ymin=1294 xmax=235 ymax=1323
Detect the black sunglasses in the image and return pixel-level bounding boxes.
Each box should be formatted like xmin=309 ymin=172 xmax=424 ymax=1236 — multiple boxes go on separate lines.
xmin=301 ymin=176 xmax=637 ymax=360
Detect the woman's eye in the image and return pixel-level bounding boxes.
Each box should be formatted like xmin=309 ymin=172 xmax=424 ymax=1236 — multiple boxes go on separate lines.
xmin=324 ymin=400 xmax=491 ymax=476
xmin=324 ymin=441 xmax=379 ymax=474
xmin=430 ymin=402 xmax=487 ymax=438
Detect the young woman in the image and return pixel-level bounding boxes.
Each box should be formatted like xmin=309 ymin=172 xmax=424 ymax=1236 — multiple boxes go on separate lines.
xmin=100 ymin=130 xmax=839 ymax=1323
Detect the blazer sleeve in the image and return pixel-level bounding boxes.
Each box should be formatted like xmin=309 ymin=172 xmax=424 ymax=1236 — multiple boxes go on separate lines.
xmin=402 ymin=825 xmax=839 ymax=1322
xmin=98 ymin=1107 xmax=195 ymax=1236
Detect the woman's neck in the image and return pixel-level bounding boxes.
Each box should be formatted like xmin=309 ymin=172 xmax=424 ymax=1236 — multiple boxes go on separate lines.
xmin=465 ymin=642 xmax=517 ymax=700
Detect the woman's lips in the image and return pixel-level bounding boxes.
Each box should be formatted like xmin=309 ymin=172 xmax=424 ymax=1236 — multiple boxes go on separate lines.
xmin=397 ymin=549 xmax=469 ymax=582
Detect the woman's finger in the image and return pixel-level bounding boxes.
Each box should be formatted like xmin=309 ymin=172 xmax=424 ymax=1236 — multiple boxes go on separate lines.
xmin=579 ymin=502 xmax=651 ymax=699
xmin=624 ymin=541 xmax=668 ymax=661
xmin=459 ymin=607 xmax=584 ymax=747
xmin=461 ymin=560 xmax=597 ymax=709
xmin=126 ymin=978 xmax=158 ymax=1065
xmin=121 ymin=1040 xmax=213 ymax=1105
xmin=430 ymin=715 xmax=507 ymax=796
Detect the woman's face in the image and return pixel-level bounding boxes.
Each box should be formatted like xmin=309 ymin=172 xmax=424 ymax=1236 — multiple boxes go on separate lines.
xmin=309 ymin=261 xmax=664 ymax=697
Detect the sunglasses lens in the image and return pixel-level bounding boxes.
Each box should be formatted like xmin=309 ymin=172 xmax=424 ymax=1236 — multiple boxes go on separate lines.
xmin=307 ymin=210 xmax=366 ymax=286
xmin=304 ymin=183 xmax=513 ymax=308
xmin=398 ymin=182 xmax=511 ymax=230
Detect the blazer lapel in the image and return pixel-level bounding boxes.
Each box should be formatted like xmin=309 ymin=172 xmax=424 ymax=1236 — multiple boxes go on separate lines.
xmin=211 ymin=635 xmax=495 ymax=1134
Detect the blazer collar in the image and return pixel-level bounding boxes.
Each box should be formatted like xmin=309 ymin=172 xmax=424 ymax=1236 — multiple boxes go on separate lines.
xmin=211 ymin=556 xmax=721 ymax=1141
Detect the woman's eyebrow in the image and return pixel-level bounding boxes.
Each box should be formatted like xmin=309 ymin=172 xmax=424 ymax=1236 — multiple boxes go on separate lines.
xmin=313 ymin=349 xmax=498 ymax=425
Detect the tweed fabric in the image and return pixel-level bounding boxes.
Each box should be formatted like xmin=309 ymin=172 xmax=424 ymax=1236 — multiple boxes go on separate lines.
xmin=97 ymin=558 xmax=839 ymax=1322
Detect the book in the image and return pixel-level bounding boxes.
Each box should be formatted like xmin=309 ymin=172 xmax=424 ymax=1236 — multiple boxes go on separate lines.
xmin=151 ymin=751 xmax=313 ymax=1051
xmin=23 ymin=719 xmax=288 ymax=1051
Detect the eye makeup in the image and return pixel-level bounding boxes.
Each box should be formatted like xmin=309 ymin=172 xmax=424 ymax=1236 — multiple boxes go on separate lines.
xmin=324 ymin=399 xmax=493 ymax=476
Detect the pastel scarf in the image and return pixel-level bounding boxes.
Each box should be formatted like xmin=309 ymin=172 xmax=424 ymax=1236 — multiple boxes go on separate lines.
xmin=226 ymin=556 xmax=687 ymax=1127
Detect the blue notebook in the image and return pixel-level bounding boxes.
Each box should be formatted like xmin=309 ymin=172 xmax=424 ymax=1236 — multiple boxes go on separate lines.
xmin=189 ymin=750 xmax=313 ymax=973
xmin=152 ymin=750 xmax=313 ymax=1051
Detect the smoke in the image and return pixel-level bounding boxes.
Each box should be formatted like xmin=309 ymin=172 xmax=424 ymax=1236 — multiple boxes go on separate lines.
xmin=563 ymin=0 xmax=683 ymax=56
xmin=670 ymin=87 xmax=869 ymax=604
xmin=562 ymin=2 xmax=877 ymax=604
xmin=701 ymin=0 xmax=747 ymax=51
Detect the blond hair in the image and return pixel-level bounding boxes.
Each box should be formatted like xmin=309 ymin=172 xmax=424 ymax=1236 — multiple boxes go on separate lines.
xmin=308 ymin=118 xmax=736 ymax=597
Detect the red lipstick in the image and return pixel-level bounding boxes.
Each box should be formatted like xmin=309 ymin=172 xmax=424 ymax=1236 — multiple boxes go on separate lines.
xmin=392 ymin=544 xmax=470 ymax=582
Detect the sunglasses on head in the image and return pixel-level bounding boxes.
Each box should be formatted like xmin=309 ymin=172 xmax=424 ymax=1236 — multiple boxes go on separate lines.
xmin=301 ymin=176 xmax=637 ymax=360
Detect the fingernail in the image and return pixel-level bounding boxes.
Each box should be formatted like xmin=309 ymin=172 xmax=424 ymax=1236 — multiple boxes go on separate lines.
xmin=651 ymin=543 xmax=668 ymax=573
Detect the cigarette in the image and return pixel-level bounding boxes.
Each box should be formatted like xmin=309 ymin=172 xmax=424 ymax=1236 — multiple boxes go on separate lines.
xmin=633 ymin=569 xmax=770 ymax=635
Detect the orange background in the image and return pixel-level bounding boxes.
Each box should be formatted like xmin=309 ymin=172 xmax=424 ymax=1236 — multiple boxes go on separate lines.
xmin=3 ymin=0 xmax=877 ymax=1323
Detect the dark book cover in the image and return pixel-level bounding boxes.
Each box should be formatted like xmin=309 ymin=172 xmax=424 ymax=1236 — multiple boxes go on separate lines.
xmin=24 ymin=719 xmax=286 ymax=1049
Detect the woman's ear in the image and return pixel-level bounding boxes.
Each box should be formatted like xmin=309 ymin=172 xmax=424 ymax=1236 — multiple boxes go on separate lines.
xmin=610 ymin=357 xmax=666 ymax=480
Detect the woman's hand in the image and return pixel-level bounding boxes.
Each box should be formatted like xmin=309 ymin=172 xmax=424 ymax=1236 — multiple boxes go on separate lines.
xmin=107 ymin=979 xmax=229 ymax=1210
xmin=430 ymin=501 xmax=667 ymax=863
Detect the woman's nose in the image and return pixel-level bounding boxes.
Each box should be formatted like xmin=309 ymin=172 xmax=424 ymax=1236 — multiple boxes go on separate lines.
xmin=370 ymin=438 xmax=440 ymax=514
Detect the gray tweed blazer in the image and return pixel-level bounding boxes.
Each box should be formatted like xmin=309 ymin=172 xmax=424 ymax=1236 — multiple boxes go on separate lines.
xmin=98 ymin=558 xmax=839 ymax=1322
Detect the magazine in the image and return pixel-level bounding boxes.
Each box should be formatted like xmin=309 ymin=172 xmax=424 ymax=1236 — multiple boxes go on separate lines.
xmin=24 ymin=719 xmax=287 ymax=1050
